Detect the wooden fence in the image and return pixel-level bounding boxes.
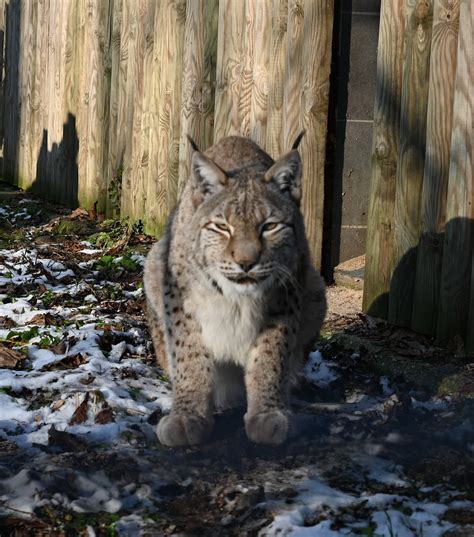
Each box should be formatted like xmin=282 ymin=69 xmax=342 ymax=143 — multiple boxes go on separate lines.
xmin=363 ymin=0 xmax=473 ymax=351
xmin=0 ymin=0 xmax=334 ymax=268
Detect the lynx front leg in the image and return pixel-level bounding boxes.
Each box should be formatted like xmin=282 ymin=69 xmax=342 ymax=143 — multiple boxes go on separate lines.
xmin=157 ymin=315 xmax=214 ymax=447
xmin=244 ymin=321 xmax=294 ymax=445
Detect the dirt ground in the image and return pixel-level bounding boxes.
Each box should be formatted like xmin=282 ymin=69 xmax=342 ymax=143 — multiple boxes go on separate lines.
xmin=0 ymin=184 xmax=473 ymax=536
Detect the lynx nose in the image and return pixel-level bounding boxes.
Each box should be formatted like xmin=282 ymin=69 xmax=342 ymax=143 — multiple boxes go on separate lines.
xmin=238 ymin=260 xmax=257 ymax=272
xmin=231 ymin=241 xmax=261 ymax=273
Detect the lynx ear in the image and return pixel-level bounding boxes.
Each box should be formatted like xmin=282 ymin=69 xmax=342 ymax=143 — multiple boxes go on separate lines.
xmin=263 ymin=150 xmax=302 ymax=203
xmin=190 ymin=151 xmax=228 ymax=207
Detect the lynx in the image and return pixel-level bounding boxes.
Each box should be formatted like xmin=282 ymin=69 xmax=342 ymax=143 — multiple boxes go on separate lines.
xmin=144 ymin=134 xmax=326 ymax=446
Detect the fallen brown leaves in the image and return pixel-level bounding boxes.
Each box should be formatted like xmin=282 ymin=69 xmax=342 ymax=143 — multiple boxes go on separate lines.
xmin=95 ymin=404 xmax=114 ymax=424
xmin=0 ymin=344 xmax=26 ymax=369
xmin=42 ymin=353 xmax=88 ymax=371
xmin=69 ymin=392 xmax=90 ymax=425
xmin=48 ymin=425 xmax=87 ymax=452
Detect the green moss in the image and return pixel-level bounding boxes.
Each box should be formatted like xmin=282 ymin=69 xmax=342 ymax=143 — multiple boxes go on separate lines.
xmin=438 ymin=373 xmax=474 ymax=399
xmin=52 ymin=219 xmax=91 ymax=236
xmin=35 ymin=507 xmax=121 ymax=535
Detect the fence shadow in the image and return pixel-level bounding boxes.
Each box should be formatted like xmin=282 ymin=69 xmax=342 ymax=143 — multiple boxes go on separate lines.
xmin=31 ymin=113 xmax=79 ymax=208
xmin=367 ymin=216 xmax=474 ymax=351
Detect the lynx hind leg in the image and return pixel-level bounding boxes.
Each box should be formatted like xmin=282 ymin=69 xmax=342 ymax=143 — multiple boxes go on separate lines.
xmin=146 ymin=301 xmax=169 ymax=374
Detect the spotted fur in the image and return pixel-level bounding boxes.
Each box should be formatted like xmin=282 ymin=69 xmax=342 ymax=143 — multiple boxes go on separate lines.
xmin=144 ymin=136 xmax=326 ymax=446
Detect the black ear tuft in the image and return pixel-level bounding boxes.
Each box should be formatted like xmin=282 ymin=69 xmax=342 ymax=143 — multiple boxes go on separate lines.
xmin=291 ymin=130 xmax=305 ymax=150
xmin=186 ymin=135 xmax=200 ymax=152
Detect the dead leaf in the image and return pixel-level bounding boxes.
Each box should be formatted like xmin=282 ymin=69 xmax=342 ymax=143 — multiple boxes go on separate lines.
xmin=42 ymin=353 xmax=88 ymax=371
xmin=51 ymin=399 xmax=65 ymax=411
xmin=49 ymin=341 xmax=67 ymax=355
xmin=0 ymin=316 xmax=17 ymax=329
xmin=69 ymin=207 xmax=89 ymax=220
xmin=105 ymin=228 xmax=132 ymax=256
xmin=48 ymin=425 xmax=87 ymax=452
xmin=95 ymin=404 xmax=114 ymax=424
xmin=80 ymin=375 xmax=95 ymax=385
xmin=29 ymin=313 xmax=56 ymax=326
xmin=69 ymin=392 xmax=89 ymax=425
xmin=0 ymin=345 xmax=26 ymax=369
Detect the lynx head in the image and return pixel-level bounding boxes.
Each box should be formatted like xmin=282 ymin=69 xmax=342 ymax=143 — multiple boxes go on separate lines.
xmin=188 ymin=135 xmax=307 ymax=296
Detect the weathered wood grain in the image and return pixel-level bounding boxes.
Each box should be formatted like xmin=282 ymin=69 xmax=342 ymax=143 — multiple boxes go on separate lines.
xmin=283 ymin=0 xmax=304 ymax=152
xmin=266 ymin=0 xmax=288 ymax=158
xmin=134 ymin=0 xmax=158 ymax=220
xmin=363 ymin=0 xmax=407 ymax=318
xmin=16 ymin=0 xmax=35 ymax=188
xmin=105 ymin=0 xmax=123 ymax=217
xmin=388 ymin=0 xmax=433 ymax=327
xmin=436 ymin=0 xmax=473 ymax=344
xmin=31 ymin=0 xmax=51 ymax=196
xmin=249 ymin=0 xmax=271 ymax=147
xmin=2 ymin=0 xmax=21 ymax=182
xmin=178 ymin=0 xmax=218 ymax=193
xmin=119 ymin=0 xmax=151 ymax=220
xmin=0 ymin=0 xmax=5 ymax=148
xmin=144 ymin=0 xmax=187 ymax=236
xmin=237 ymin=0 xmax=255 ymax=139
xmin=299 ymin=0 xmax=334 ymax=269
xmin=214 ymin=0 xmax=245 ymax=141
xmin=412 ymin=0 xmax=460 ymax=335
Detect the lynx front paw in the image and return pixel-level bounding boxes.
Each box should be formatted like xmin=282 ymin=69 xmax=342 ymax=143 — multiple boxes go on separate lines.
xmin=157 ymin=413 xmax=213 ymax=447
xmin=245 ymin=409 xmax=289 ymax=445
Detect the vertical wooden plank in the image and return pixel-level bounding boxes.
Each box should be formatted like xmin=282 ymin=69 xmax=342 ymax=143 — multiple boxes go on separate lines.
xmin=389 ymin=0 xmax=434 ymax=327
xmin=2 ymin=0 xmax=21 ymax=182
xmin=213 ymin=0 xmax=245 ymax=141
xmin=81 ymin=0 xmax=111 ymax=211
xmin=436 ymin=0 xmax=473 ymax=344
xmin=143 ymin=1 xmax=165 ymax=235
xmin=144 ymin=0 xmax=187 ymax=236
xmin=51 ymin=0 xmax=69 ymax=204
xmin=75 ymin=0 xmax=88 ymax=207
xmin=249 ymin=0 xmax=270 ymax=147
xmin=73 ymin=0 xmax=110 ymax=211
xmin=61 ymin=0 xmax=80 ymax=207
xmin=105 ymin=0 xmax=123 ymax=217
xmin=283 ymin=0 xmax=304 ymax=152
xmin=237 ymin=0 xmax=255 ymax=138
xmin=31 ymin=0 xmax=50 ymax=196
xmin=299 ymin=0 xmax=334 ymax=269
xmin=0 ymin=0 xmax=6 ymax=153
xmin=96 ymin=0 xmax=113 ymax=213
xmin=166 ymin=0 xmax=187 ymax=215
xmin=177 ymin=0 xmax=218 ymax=194
xmin=250 ymin=1 xmax=272 ymax=148
xmin=120 ymin=0 xmax=151 ymax=220
xmin=363 ymin=0 xmax=406 ymax=318
xmin=266 ymin=0 xmax=288 ymax=158
xmin=134 ymin=0 xmax=158 ymax=217
xmin=412 ymin=0 xmax=460 ymax=334
xmin=113 ymin=0 xmax=133 ymax=213
xmin=16 ymin=0 xmax=35 ymax=188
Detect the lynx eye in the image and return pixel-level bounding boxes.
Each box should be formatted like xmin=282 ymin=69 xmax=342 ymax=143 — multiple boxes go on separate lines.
xmin=261 ymin=222 xmax=280 ymax=233
xmin=215 ymin=222 xmax=230 ymax=232
xmin=207 ymin=221 xmax=231 ymax=234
